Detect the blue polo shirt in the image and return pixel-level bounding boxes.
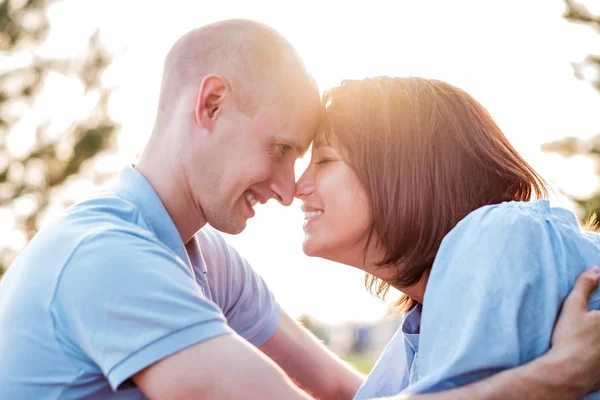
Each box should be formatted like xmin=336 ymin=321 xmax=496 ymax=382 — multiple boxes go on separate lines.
xmin=0 ymin=166 xmax=281 ymax=399
xmin=354 ymin=200 xmax=600 ymax=399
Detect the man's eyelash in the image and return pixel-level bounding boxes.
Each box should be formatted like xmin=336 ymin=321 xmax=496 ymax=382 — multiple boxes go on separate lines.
xmin=277 ymin=144 xmax=291 ymax=154
xmin=271 ymin=144 xmax=290 ymax=158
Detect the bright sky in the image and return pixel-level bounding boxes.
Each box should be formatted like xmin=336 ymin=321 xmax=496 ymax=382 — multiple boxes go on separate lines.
xmin=6 ymin=0 xmax=600 ymax=323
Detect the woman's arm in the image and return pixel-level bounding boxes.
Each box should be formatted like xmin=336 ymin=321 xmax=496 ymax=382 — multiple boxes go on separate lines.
xmin=378 ymin=267 xmax=600 ymax=400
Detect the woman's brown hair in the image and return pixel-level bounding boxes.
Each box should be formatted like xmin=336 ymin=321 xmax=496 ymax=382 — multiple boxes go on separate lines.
xmin=319 ymin=77 xmax=548 ymax=312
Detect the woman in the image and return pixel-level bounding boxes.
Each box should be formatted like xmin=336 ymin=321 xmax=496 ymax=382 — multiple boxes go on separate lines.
xmin=295 ymin=77 xmax=600 ymax=398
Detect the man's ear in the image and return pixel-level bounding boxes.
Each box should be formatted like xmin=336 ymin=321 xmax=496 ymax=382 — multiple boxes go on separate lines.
xmin=195 ymin=75 xmax=229 ymax=129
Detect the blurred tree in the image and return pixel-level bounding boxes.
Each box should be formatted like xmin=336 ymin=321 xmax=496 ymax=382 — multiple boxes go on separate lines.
xmin=0 ymin=0 xmax=118 ymax=276
xmin=541 ymin=0 xmax=600 ymax=220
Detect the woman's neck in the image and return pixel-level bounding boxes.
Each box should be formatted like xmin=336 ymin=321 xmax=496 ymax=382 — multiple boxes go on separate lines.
xmin=397 ymin=269 xmax=430 ymax=304
xmin=362 ymin=255 xmax=430 ymax=304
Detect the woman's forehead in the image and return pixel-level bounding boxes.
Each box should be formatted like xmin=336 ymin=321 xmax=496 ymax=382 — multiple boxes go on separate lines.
xmin=312 ymin=136 xmax=327 ymax=149
xmin=312 ymin=127 xmax=335 ymax=149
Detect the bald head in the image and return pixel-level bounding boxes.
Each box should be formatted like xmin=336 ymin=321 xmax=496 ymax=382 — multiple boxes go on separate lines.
xmin=157 ymin=19 xmax=318 ymax=118
xmin=138 ymin=20 xmax=321 ymax=238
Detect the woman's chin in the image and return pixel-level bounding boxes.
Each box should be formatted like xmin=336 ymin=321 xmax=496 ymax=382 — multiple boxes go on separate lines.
xmin=302 ymin=237 xmax=323 ymax=258
xmin=301 ymin=240 xmax=316 ymax=257
xmin=303 ymin=239 xmax=340 ymax=263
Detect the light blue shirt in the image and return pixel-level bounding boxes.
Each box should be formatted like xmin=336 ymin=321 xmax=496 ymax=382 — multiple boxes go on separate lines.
xmin=0 ymin=166 xmax=281 ymax=399
xmin=354 ymin=200 xmax=600 ymax=399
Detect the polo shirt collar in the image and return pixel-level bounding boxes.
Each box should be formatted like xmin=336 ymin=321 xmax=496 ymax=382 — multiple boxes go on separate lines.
xmin=112 ymin=166 xmax=208 ymax=278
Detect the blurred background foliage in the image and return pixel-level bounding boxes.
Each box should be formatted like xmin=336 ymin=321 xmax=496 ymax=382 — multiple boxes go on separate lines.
xmin=0 ymin=0 xmax=598 ymax=282
xmin=541 ymin=0 xmax=600 ymax=219
xmin=0 ymin=0 xmax=598 ymax=374
xmin=0 ymin=0 xmax=118 ymax=276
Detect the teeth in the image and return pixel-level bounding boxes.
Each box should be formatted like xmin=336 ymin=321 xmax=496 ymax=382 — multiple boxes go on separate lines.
xmin=245 ymin=192 xmax=258 ymax=207
xmin=304 ymin=211 xmax=323 ymax=220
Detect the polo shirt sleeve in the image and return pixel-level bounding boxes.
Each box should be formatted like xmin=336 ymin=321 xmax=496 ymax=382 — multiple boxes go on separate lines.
xmin=400 ymin=203 xmax=566 ymax=394
xmin=200 ymin=228 xmax=281 ymax=347
xmin=50 ymin=229 xmax=233 ymax=391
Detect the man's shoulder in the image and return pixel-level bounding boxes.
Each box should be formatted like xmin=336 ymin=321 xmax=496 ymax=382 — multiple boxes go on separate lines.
xmin=7 ymin=190 xmax=155 ymax=273
xmin=196 ymin=225 xmax=229 ymax=251
xmin=49 ymin=220 xmax=196 ymax=315
xmin=66 ymin=189 xmax=163 ymax=245
xmin=66 ymin=188 xmax=149 ymax=230
xmin=196 ymin=226 xmax=246 ymax=267
xmin=10 ymin=189 xmax=181 ymax=291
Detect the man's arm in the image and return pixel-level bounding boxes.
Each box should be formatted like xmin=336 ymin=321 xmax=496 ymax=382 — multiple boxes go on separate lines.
xmin=201 ymin=229 xmax=363 ymax=398
xmin=133 ymin=267 xmax=600 ymax=399
xmin=377 ymin=347 xmax=585 ymax=400
xmin=377 ymin=267 xmax=600 ymax=400
xmin=255 ymin=268 xmax=600 ymax=400
xmin=133 ymin=333 xmax=312 ymax=400
xmin=259 ymin=312 xmax=365 ymax=399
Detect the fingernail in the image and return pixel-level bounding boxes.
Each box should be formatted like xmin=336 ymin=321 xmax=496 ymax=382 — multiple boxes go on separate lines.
xmin=586 ymin=266 xmax=600 ymax=276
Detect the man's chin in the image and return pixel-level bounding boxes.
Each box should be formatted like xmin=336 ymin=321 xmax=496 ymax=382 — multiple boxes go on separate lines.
xmin=228 ymin=224 xmax=247 ymax=235
xmin=209 ymin=217 xmax=247 ymax=235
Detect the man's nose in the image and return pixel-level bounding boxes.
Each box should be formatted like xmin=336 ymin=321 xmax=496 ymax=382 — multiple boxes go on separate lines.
xmin=270 ymin=166 xmax=296 ymax=206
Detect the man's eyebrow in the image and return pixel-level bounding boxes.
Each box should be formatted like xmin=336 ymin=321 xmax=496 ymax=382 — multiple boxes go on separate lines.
xmin=275 ymin=136 xmax=310 ymax=158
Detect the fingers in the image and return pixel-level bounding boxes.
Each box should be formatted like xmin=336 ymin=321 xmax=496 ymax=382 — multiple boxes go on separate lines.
xmin=563 ymin=266 xmax=600 ymax=312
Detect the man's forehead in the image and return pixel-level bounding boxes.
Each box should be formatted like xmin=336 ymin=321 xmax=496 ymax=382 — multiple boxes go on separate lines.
xmin=275 ymin=130 xmax=313 ymax=157
xmin=261 ymin=96 xmax=320 ymax=154
xmin=282 ymin=117 xmax=319 ymax=155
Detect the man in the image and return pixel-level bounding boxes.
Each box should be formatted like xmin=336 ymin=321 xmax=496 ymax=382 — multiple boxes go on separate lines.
xmin=0 ymin=19 xmax=599 ymax=399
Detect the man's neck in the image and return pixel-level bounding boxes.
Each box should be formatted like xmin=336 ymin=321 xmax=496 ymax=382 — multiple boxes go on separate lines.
xmin=135 ymin=143 xmax=207 ymax=244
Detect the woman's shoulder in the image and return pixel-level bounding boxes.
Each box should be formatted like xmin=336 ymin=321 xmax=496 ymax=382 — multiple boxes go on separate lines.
xmin=428 ymin=200 xmax=569 ymax=302
xmin=433 ymin=200 xmax=591 ymax=294
xmin=444 ymin=200 xmax=556 ymax=245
